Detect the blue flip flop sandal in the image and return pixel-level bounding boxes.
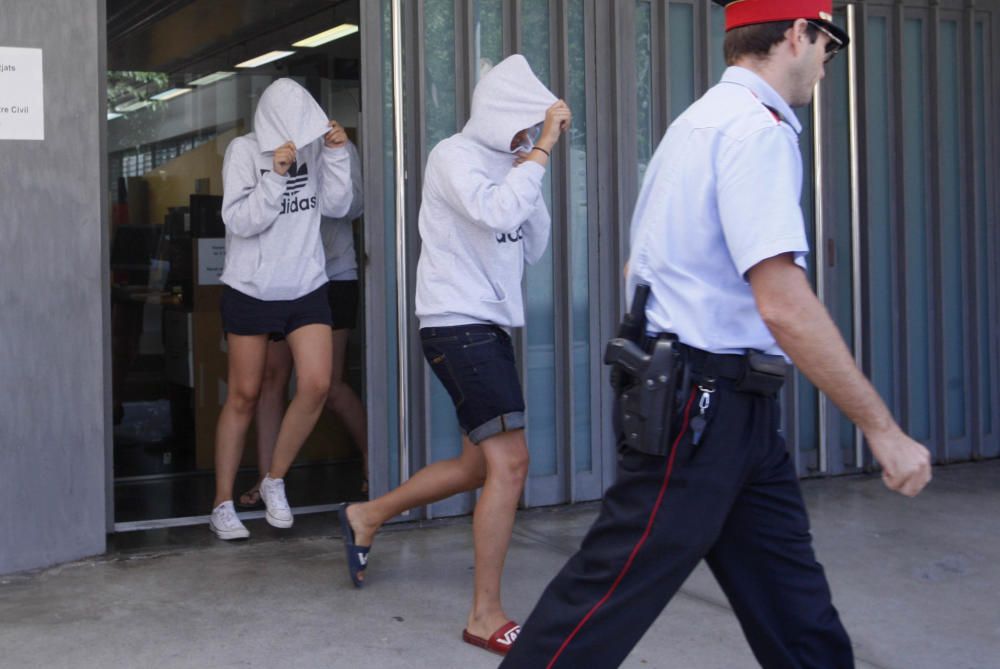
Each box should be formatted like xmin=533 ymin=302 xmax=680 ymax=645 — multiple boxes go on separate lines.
xmin=338 ymin=503 xmax=370 ymax=588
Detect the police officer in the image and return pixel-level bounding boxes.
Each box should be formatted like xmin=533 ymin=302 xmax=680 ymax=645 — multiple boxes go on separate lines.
xmin=501 ymin=1 xmax=932 ymax=667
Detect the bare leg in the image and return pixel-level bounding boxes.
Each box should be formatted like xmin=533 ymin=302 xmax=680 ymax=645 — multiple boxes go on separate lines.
xmin=326 ymin=328 xmax=368 ymax=481
xmin=346 ymin=436 xmax=487 ymax=549
xmin=467 ymin=429 xmax=529 ymax=638
xmin=267 ymin=324 xmax=333 ymax=480
xmin=213 ymin=334 xmax=269 ymax=508
xmin=346 ymin=429 xmax=527 ymax=628
xmin=244 ymin=339 xmax=292 ymax=501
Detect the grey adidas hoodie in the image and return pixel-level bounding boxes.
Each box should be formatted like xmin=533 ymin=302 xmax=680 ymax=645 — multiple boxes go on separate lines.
xmin=220 ymin=78 xmax=352 ymax=301
xmin=415 ymin=54 xmax=557 ymax=329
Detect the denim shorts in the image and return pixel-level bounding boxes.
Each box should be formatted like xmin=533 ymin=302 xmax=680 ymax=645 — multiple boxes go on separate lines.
xmin=420 ymin=324 xmax=526 ymax=444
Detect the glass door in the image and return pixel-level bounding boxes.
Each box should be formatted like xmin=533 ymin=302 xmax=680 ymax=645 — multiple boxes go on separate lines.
xmin=106 ymin=0 xmax=369 ymax=527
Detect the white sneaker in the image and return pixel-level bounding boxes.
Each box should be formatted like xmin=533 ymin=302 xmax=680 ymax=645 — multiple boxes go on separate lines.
xmin=209 ymin=501 xmax=249 ymax=540
xmin=260 ymin=475 xmax=294 ymax=528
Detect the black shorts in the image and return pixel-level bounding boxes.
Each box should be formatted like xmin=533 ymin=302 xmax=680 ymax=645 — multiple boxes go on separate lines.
xmin=420 ymin=324 xmax=525 ymax=444
xmin=327 ymin=280 xmax=359 ymax=330
xmin=220 ymin=284 xmax=332 ymax=341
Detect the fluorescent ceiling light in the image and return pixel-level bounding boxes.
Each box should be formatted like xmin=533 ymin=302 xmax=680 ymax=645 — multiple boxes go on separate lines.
xmin=189 ymin=71 xmax=235 ymax=86
xmin=151 ymin=87 xmax=192 ymax=102
xmin=115 ymin=99 xmax=153 ymax=112
xmin=236 ymin=50 xmax=295 ymax=68
xmin=293 ymin=23 xmax=359 ymax=48
xmin=107 ymin=112 xmax=123 ymax=120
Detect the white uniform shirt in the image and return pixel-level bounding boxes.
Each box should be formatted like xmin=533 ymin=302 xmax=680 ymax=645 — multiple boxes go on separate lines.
xmin=626 ymin=66 xmax=810 ymax=357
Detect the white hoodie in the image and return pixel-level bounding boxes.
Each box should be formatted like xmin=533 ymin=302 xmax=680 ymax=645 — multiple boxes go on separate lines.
xmin=220 ymin=79 xmax=352 ymax=301
xmin=320 ymin=141 xmax=364 ymax=281
xmin=415 ymin=54 xmax=557 ymax=329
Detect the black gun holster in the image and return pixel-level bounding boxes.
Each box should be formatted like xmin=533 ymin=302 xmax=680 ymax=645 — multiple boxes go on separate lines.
xmin=605 ymin=336 xmax=684 ymax=456
xmin=605 ymin=283 xmax=686 ymax=457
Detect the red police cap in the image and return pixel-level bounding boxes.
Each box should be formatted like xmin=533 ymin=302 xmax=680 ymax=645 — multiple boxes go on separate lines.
xmin=717 ymin=0 xmax=849 ymax=48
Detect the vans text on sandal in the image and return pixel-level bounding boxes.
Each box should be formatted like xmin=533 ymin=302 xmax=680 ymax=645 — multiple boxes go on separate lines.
xmin=461 ymin=621 xmax=521 ymax=656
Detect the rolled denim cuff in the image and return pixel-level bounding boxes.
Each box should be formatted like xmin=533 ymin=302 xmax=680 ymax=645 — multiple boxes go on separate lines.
xmin=468 ymin=411 xmax=526 ymax=444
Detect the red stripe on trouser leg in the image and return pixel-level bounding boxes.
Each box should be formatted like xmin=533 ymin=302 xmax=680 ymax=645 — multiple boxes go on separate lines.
xmin=545 ymin=390 xmax=698 ymax=669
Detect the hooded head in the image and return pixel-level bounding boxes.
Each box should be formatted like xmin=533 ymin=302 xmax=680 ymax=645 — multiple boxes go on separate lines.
xmin=461 ymin=55 xmax=558 ymax=154
xmin=253 ymin=78 xmax=331 ymax=153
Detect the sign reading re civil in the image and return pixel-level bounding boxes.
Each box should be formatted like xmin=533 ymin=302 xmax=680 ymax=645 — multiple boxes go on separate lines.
xmin=0 ymin=47 xmax=44 ymax=141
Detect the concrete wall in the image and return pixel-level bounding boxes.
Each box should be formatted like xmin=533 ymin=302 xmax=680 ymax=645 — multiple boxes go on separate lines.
xmin=0 ymin=0 xmax=107 ymax=574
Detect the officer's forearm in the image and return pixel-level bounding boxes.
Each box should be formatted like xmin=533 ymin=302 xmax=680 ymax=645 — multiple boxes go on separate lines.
xmin=749 ymin=255 xmax=902 ymax=442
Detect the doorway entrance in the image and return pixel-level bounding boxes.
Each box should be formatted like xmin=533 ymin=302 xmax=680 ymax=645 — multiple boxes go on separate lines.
xmin=106 ymin=0 xmax=368 ymax=528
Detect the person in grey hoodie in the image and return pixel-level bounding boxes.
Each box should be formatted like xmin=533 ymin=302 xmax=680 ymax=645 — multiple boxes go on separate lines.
xmin=209 ymin=78 xmax=353 ymax=541
xmin=238 ymin=140 xmax=369 ymax=509
xmin=339 ymin=55 xmax=571 ymax=656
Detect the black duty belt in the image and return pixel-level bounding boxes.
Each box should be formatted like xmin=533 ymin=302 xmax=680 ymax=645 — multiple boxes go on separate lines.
xmin=678 ymin=346 xmax=747 ymax=381
xmin=607 ymin=282 xmax=788 ymax=457
xmin=646 ymin=337 xmax=789 ymax=397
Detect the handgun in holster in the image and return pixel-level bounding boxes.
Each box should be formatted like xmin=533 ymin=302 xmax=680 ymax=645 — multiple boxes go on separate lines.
xmin=604 ymin=284 xmax=684 ymax=457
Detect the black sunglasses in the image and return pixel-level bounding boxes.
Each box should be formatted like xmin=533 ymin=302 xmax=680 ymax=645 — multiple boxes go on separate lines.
xmin=807 ymin=20 xmax=844 ymax=63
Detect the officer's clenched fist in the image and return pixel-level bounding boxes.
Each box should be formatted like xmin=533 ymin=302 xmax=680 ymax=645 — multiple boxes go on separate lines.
xmin=868 ymin=431 xmax=932 ymax=497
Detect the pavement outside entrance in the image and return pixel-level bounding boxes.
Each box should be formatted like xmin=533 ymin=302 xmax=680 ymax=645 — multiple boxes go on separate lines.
xmin=2 ymin=461 xmax=998 ymax=668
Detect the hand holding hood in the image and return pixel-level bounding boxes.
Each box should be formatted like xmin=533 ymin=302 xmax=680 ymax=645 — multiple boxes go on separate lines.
xmin=253 ymin=78 xmax=331 ymax=152
xmin=462 ymin=55 xmax=558 ymax=153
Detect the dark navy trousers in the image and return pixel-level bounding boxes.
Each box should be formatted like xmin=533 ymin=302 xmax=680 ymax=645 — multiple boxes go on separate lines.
xmin=501 ymin=378 xmax=854 ymax=669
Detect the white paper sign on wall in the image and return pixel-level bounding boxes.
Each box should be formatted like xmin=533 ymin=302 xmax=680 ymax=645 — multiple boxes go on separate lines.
xmin=0 ymin=47 xmax=44 ymax=141
xmin=198 ymin=239 xmax=226 ymax=285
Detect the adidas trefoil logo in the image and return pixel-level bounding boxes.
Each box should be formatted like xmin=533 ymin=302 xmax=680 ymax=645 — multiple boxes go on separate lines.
xmin=283 ymin=161 xmax=309 ymax=194
xmin=259 ymin=161 xmax=310 ymax=194
xmin=260 ymin=161 xmax=317 ymax=215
